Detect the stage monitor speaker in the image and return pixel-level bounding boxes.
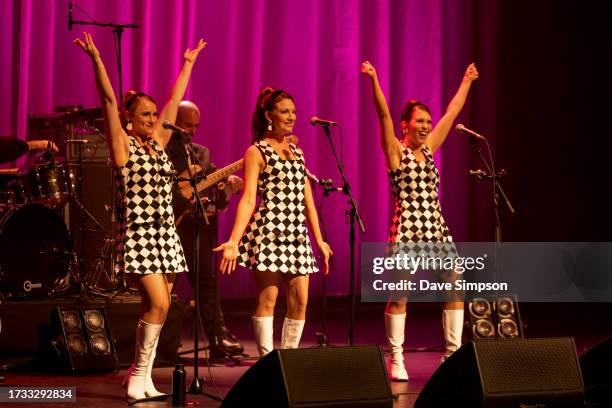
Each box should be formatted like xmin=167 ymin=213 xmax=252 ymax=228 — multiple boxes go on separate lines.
xmin=415 ymin=338 xmax=584 ymax=408
xmin=467 ymin=295 xmax=523 ymax=340
xmin=47 ymin=306 xmax=119 ymax=372
xmin=580 ymin=337 xmax=612 ymax=407
xmin=221 ymin=345 xmax=392 ymax=408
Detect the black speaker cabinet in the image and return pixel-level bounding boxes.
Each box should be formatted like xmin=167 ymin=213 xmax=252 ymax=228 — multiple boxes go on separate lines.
xmin=580 ymin=337 xmax=612 ymax=407
xmin=415 ymin=338 xmax=584 ymax=408
xmin=221 ymin=345 xmax=392 ymax=408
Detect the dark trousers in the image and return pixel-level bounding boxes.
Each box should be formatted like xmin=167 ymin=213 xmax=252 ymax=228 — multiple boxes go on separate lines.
xmin=176 ymin=212 xmax=225 ymax=338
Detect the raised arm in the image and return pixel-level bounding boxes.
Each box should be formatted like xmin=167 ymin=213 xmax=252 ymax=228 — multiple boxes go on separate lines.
xmin=154 ymin=39 xmax=206 ymax=148
xmin=213 ymin=145 xmax=263 ymax=274
xmin=74 ymin=33 xmax=129 ymax=167
xmin=426 ymin=63 xmax=479 ymax=154
xmin=361 ymin=61 xmax=402 ymax=170
xmin=303 ymin=177 xmax=333 ymax=274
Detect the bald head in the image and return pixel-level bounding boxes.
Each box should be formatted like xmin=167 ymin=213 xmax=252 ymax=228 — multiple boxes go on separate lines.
xmin=176 ymin=101 xmax=201 ymax=139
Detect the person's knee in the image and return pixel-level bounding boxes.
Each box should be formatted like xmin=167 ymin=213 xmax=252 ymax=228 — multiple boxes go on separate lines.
xmin=288 ymin=291 xmax=308 ymax=315
xmin=148 ymin=296 xmax=171 ymax=319
xmin=386 ymin=301 xmax=407 ymax=314
xmin=256 ymin=292 xmax=277 ymax=314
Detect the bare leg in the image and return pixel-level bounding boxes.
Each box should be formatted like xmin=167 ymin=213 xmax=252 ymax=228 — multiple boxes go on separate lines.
xmin=283 ymin=273 xmax=309 ymax=320
xmin=252 ymin=270 xmax=281 ymax=356
xmin=125 ymin=273 xmax=174 ymax=401
xmin=253 ymin=269 xmax=281 ymax=317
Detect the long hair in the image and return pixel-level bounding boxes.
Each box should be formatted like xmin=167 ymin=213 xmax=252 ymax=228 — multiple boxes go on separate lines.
xmin=251 ymin=87 xmax=295 ymax=143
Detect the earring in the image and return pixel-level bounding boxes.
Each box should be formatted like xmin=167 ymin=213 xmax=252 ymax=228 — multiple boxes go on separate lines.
xmin=126 ymin=121 xmax=133 ymax=131
xmin=267 ymin=120 xmax=273 ymax=132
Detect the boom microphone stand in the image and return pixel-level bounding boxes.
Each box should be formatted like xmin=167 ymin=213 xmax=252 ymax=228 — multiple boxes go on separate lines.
xmin=464 ymin=129 xmax=515 ymax=241
xmin=172 ymin=129 xmax=222 ymax=402
xmin=464 ymin=126 xmax=516 ymax=310
xmin=316 ymin=124 xmax=365 ymax=346
xmin=69 ymin=3 xmax=138 ymax=298
xmin=309 ymin=174 xmax=335 ymax=347
xmin=69 ymin=2 xmax=138 ymax=99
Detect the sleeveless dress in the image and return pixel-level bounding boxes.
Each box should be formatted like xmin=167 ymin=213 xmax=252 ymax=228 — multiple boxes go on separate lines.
xmin=387 ymin=144 xmax=457 ymax=262
xmin=114 ymin=136 xmax=188 ymax=274
xmin=237 ymin=140 xmax=318 ymax=274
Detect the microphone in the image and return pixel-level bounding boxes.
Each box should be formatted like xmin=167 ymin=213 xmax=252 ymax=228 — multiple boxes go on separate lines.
xmin=468 ymin=169 xmax=488 ymax=180
xmin=456 ymin=124 xmax=485 ymax=141
xmin=162 ymin=121 xmax=190 ymax=134
xmin=159 ymin=169 xmax=180 ymax=185
xmin=68 ymin=2 xmax=73 ymax=31
xmin=305 ymin=168 xmax=334 ymax=186
xmin=310 ymin=116 xmax=339 ymax=127
xmin=159 ymin=169 xmax=177 ymax=177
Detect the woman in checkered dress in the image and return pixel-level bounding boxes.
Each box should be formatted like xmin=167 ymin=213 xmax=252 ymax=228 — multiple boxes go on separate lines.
xmin=214 ymin=88 xmax=333 ymax=356
xmin=74 ymin=33 xmax=205 ymax=403
xmin=361 ymin=61 xmax=479 ymax=381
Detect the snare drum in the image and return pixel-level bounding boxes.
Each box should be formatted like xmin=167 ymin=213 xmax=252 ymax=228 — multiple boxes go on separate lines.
xmin=0 ymin=204 xmax=71 ymax=298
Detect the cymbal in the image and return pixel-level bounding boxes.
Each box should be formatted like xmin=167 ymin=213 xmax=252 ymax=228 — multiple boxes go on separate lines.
xmin=0 ymin=137 xmax=28 ymax=164
xmin=61 ymin=106 xmax=103 ymax=123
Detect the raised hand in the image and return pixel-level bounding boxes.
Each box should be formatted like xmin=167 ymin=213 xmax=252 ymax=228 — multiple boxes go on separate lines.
xmin=213 ymin=240 xmax=239 ymax=274
xmin=318 ymin=241 xmax=334 ymax=275
xmin=360 ymin=61 xmax=377 ymax=78
xmin=464 ymin=63 xmax=479 ymax=82
xmin=73 ymin=32 xmax=100 ymax=60
xmin=183 ymin=39 xmax=207 ymax=64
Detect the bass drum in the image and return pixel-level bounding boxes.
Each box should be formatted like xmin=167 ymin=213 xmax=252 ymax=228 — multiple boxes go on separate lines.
xmin=0 ymin=204 xmax=70 ymax=299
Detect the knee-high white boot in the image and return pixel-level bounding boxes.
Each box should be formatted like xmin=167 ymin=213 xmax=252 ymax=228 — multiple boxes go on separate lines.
xmin=124 ymin=320 xmax=163 ymax=404
xmin=252 ymin=316 xmax=274 ymax=357
xmin=280 ymin=318 xmax=305 ymax=349
xmin=123 ymin=330 xmax=166 ymax=398
xmin=143 ymin=336 xmax=166 ymax=397
xmin=385 ymin=312 xmax=408 ymax=381
xmin=441 ymin=309 xmax=464 ymax=363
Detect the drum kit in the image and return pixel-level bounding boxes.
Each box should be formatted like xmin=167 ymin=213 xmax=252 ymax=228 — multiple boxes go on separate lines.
xmin=0 ymin=108 xmax=126 ymax=302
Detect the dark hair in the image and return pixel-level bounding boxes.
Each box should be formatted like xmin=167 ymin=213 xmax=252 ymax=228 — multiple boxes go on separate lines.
xmin=251 ymin=87 xmax=295 ymax=143
xmin=124 ymin=91 xmax=156 ymax=113
xmin=400 ymin=99 xmax=431 ymax=122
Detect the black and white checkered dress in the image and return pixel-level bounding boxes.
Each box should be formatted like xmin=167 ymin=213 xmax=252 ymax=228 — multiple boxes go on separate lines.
xmin=388 ymin=144 xmax=453 ymax=244
xmin=237 ymin=140 xmax=318 ymax=274
xmin=114 ymin=136 xmax=188 ymax=274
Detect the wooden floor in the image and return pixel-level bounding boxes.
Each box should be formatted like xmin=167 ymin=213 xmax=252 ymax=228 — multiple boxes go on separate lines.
xmin=1 ymin=299 xmax=608 ymax=407
xmin=1 ymin=340 xmax=435 ymax=408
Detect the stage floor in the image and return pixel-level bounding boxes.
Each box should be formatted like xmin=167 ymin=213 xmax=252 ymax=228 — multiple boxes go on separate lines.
xmin=1 ymin=298 xmax=609 ymax=407
xmin=2 ymin=342 xmax=431 ymax=407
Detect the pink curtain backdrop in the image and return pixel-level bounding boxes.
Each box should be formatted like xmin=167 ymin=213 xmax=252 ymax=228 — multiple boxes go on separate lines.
xmin=1 ymin=0 xmax=492 ymax=298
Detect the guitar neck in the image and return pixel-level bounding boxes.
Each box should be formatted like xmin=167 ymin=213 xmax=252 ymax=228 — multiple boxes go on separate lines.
xmin=192 ymin=159 xmax=244 ymax=194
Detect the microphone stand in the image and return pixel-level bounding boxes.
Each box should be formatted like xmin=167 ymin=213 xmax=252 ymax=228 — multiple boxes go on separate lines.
xmin=174 ymin=138 xmax=222 ymax=402
xmin=70 ymin=5 xmax=137 ymax=299
xmin=70 ymin=4 xmax=138 ymax=99
xmin=467 ymin=135 xmax=516 ymax=308
xmin=467 ymin=137 xmax=515 ymax=242
xmin=318 ymin=125 xmax=365 ymax=346
xmin=312 ymin=180 xmax=334 ymax=347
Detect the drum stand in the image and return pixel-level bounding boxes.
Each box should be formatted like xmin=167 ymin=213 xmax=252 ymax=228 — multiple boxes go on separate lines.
xmin=65 ymin=139 xmax=126 ymax=301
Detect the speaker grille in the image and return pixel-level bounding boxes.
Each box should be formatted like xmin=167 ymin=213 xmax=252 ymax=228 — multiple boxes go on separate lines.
xmin=475 ymin=338 xmax=583 ymax=395
xmin=280 ymin=346 xmax=390 ymax=404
